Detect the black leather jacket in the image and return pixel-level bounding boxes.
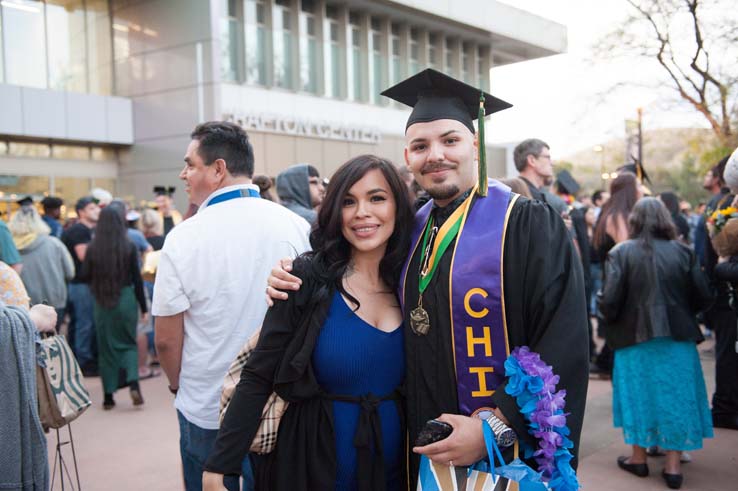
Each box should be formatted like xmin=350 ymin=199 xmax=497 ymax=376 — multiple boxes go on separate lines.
xmin=598 ymin=238 xmax=714 ymax=350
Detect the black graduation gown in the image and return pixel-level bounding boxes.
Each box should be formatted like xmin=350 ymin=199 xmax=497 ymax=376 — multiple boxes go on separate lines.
xmin=403 ymin=194 xmax=589 ymax=483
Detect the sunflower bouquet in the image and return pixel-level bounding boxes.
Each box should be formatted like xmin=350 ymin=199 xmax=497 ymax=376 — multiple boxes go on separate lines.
xmin=707 ymin=206 xmax=738 ymax=257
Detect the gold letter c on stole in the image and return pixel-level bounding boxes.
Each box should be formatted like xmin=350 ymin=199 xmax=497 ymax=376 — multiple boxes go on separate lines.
xmin=464 ymin=288 xmax=489 ymax=318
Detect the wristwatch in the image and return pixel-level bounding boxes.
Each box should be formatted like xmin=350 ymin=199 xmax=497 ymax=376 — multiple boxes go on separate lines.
xmin=484 ymin=412 xmax=517 ymax=448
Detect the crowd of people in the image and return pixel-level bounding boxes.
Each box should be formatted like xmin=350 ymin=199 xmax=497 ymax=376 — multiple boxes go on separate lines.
xmin=2 ymin=68 xmax=737 ymax=491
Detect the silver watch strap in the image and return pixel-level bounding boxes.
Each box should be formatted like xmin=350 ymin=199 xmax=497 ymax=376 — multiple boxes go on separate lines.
xmin=485 ymin=413 xmax=517 ymax=448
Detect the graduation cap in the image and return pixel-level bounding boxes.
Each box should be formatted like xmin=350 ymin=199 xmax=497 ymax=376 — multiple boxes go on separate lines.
xmin=153 ymin=186 xmax=176 ymax=197
xmin=381 ymin=69 xmax=513 ymax=197
xmin=16 ymin=196 xmax=33 ymax=207
xmin=556 ymin=170 xmax=580 ymax=196
xmin=618 ymin=158 xmax=651 ymax=185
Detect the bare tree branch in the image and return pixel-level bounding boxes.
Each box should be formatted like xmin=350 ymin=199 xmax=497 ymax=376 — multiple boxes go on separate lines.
xmin=597 ymin=0 xmax=735 ymax=143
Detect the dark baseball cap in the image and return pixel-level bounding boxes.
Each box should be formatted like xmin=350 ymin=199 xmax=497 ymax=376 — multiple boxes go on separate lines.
xmin=75 ymin=196 xmax=96 ymax=212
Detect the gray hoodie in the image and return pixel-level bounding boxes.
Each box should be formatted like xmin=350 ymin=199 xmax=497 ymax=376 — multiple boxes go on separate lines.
xmin=276 ymin=164 xmax=317 ymax=225
xmin=18 ymin=235 xmax=75 ymax=308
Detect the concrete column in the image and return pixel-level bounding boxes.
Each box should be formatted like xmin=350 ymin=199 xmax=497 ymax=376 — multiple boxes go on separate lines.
xmin=468 ymin=41 xmax=479 ymax=86
xmin=450 ymin=37 xmax=462 ymax=78
xmin=289 ymin=0 xmax=300 ymax=91
xmin=263 ymin=0 xmax=275 ymax=87
xmin=418 ymin=28 xmax=429 ymax=70
xmin=334 ymin=4 xmax=348 ymax=100
xmin=478 ymin=45 xmax=491 ymax=91
xmin=376 ymin=17 xmax=390 ymax=105
xmin=399 ymin=23 xmax=410 ymax=81
xmin=314 ymin=0 xmax=326 ymax=95
xmin=358 ymin=13 xmax=370 ymax=103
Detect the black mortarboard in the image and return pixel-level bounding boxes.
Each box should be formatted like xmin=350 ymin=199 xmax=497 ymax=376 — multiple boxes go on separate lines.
xmin=16 ymin=196 xmax=33 ymax=207
xmin=380 ymin=68 xmax=512 ymax=135
xmin=618 ymin=159 xmax=651 ymax=185
xmin=556 ymin=170 xmax=580 ymax=196
xmin=153 ymin=186 xmax=176 ymax=196
xmin=381 ymin=69 xmax=512 ymax=197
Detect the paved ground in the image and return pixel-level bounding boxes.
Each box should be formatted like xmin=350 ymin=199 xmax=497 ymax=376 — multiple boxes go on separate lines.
xmin=48 ymin=339 xmax=738 ymax=490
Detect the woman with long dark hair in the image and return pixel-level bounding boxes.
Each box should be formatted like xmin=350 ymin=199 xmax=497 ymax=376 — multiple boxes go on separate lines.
xmin=202 ymin=155 xmax=413 ymax=491
xmin=659 ymin=191 xmax=690 ymax=244
xmin=591 ymin=172 xmax=642 ymax=376
xmin=599 ymin=198 xmax=713 ymax=489
xmin=593 ymin=172 xmax=641 ymax=249
xmin=82 ymin=206 xmax=148 ymax=409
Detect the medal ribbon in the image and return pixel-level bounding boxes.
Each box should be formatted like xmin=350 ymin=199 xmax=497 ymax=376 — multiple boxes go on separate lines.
xmin=418 ymin=192 xmax=474 ymax=294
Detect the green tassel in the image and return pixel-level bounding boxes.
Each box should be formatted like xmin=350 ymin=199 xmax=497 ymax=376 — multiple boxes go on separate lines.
xmin=477 ymin=93 xmax=488 ymax=197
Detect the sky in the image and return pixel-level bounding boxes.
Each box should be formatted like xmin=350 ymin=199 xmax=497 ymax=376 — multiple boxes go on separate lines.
xmin=489 ymin=0 xmax=709 ymax=159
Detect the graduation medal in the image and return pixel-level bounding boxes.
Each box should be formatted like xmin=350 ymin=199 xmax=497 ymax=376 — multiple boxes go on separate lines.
xmin=409 ymin=303 xmax=430 ymax=335
xmin=412 ymin=193 xmax=474 ymax=335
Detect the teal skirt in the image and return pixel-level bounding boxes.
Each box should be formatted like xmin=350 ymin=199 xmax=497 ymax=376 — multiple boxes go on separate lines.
xmin=94 ymin=286 xmax=139 ymax=394
xmin=613 ymin=336 xmax=713 ymax=450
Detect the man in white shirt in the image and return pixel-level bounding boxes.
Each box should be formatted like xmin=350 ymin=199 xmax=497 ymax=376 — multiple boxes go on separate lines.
xmin=153 ymin=121 xmax=310 ymax=491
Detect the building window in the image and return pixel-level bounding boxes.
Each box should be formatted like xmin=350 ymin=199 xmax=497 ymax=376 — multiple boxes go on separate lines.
xmin=245 ymin=0 xmax=267 ymax=85
xmin=428 ymin=33 xmax=439 ymax=70
xmin=52 ymin=144 xmax=90 ymax=160
xmin=2 ymin=0 xmax=47 ymax=88
xmin=478 ymin=46 xmax=489 ymax=91
xmin=3 ymin=141 xmax=115 ymax=161
xmin=445 ymin=37 xmax=454 ymax=74
xmin=46 ymin=0 xmax=87 ymax=92
xmin=324 ymin=6 xmax=342 ymax=99
xmin=220 ymin=0 xmax=242 ymax=82
xmin=86 ymin=0 xmax=112 ymax=95
xmin=273 ymin=0 xmax=293 ymax=89
xmin=462 ymin=42 xmax=472 ymax=84
xmin=8 ymin=142 xmax=51 ymax=158
xmin=409 ymin=28 xmax=420 ymax=76
xmin=0 ymin=176 xmax=50 ymax=211
xmin=53 ymin=177 xmax=97 ymax=210
xmin=299 ymin=0 xmax=318 ymax=93
xmin=348 ymin=12 xmax=363 ymax=101
xmin=369 ymin=17 xmax=383 ymax=104
xmin=91 ymin=147 xmax=117 ymax=161
xmin=390 ymin=23 xmax=401 ymax=85
xmin=0 ymin=0 xmax=113 ymax=94
xmin=0 ymin=7 xmax=4 ymax=83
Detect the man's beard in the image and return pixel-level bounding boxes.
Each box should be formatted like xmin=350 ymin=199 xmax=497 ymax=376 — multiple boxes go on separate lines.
xmin=427 ymin=184 xmax=461 ymax=202
xmin=543 ymin=175 xmax=554 ymax=186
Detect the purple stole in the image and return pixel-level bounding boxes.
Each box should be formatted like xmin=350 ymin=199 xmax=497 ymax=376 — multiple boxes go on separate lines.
xmin=400 ymin=180 xmax=519 ymax=416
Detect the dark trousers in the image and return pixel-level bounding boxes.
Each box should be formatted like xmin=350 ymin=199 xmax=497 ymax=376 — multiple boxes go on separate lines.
xmin=709 ymin=308 xmax=738 ymax=417
xmin=176 ymin=410 xmax=254 ymax=491
xmin=68 ymin=283 xmax=97 ymax=369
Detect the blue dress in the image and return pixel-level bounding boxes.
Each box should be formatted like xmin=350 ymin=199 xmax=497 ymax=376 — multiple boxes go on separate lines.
xmin=612 ymin=336 xmax=713 ymax=450
xmin=312 ymin=291 xmax=405 ymax=491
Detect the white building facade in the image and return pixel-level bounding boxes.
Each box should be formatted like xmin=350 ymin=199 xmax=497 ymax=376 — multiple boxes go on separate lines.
xmin=0 ymin=0 xmax=566 ymax=212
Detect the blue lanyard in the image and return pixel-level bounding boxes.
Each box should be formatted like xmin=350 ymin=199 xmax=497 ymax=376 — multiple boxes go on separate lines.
xmin=204 ymin=187 xmax=260 ymax=208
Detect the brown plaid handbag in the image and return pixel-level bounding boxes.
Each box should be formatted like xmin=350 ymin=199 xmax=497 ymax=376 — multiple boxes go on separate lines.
xmin=219 ymin=329 xmax=288 ymax=454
